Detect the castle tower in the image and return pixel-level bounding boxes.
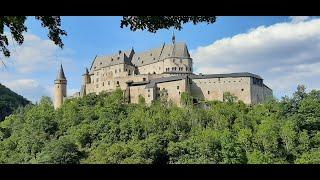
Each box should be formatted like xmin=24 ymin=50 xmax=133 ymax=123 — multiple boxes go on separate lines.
xmin=54 ymin=64 xmax=67 ymax=109
xmin=82 ymin=67 xmax=90 ymax=84
xmin=80 ymin=68 xmax=90 ymax=97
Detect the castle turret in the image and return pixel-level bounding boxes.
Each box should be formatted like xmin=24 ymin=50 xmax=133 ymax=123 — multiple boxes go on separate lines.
xmin=80 ymin=67 xmax=90 ymax=97
xmin=54 ymin=64 xmax=67 ymax=109
xmin=82 ymin=67 xmax=90 ymax=84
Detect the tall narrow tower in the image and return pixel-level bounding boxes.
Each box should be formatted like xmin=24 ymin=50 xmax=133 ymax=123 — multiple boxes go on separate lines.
xmin=54 ymin=64 xmax=67 ymax=109
xmin=80 ymin=67 xmax=90 ymax=97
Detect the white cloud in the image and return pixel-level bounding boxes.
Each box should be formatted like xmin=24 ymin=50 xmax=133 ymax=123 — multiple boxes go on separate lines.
xmin=289 ymin=16 xmax=310 ymax=23
xmin=191 ymin=18 xmax=320 ymax=98
xmin=0 ymin=33 xmax=77 ymax=103
xmin=2 ymin=79 xmax=50 ymax=103
xmin=4 ymin=33 xmax=73 ymax=74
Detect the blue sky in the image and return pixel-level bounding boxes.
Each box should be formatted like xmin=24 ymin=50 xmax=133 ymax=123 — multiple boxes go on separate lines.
xmin=1 ymin=16 xmax=319 ymax=102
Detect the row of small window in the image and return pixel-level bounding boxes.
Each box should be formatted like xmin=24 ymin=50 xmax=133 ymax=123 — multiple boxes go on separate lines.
xmin=206 ymin=89 xmax=244 ymax=95
xmin=95 ymin=81 xmax=120 ymax=88
xmin=94 ymin=69 xmax=133 ymax=77
xmin=196 ymin=80 xmax=242 ymax=84
xmin=165 ymin=67 xmax=191 ymax=72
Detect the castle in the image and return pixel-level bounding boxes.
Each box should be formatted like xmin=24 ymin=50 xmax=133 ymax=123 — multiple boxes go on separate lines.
xmin=54 ymin=35 xmax=273 ymax=109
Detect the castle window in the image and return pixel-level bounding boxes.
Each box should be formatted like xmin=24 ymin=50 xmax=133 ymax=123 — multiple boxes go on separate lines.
xmin=138 ymin=57 xmax=140 ymax=60
xmin=142 ymin=61 xmax=144 ymax=64
xmin=96 ymin=84 xmax=99 ymax=88
xmin=100 ymin=62 xmax=102 ymax=65
xmin=128 ymin=70 xmax=131 ymax=75
xmin=148 ymin=89 xmax=150 ymax=92
xmin=103 ymin=82 xmax=104 ymax=86
xmin=125 ymin=69 xmax=127 ymax=71
xmin=108 ymin=81 xmax=110 ymax=85
xmin=94 ymin=66 xmax=96 ymax=69
xmin=143 ymin=78 xmax=146 ymax=81
xmin=153 ymin=72 xmax=156 ymax=74
xmin=117 ymin=81 xmax=119 ymax=85
xmin=117 ymin=57 xmax=120 ymax=60
xmin=96 ymin=78 xmax=99 ymax=82
xmin=115 ymin=69 xmax=117 ymax=73
xmin=177 ymin=86 xmax=179 ymax=89
xmin=241 ymin=88 xmax=244 ymax=91
xmin=57 ymin=85 xmax=59 ymax=88
xmin=208 ymin=91 xmax=210 ymax=94
xmin=111 ymin=58 xmax=113 ymax=61
xmin=148 ymin=94 xmax=150 ymax=97
xmin=150 ymin=53 xmax=152 ymax=56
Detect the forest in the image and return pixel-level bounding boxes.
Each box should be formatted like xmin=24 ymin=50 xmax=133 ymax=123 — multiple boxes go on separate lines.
xmin=0 ymin=83 xmax=30 ymax=121
xmin=0 ymin=85 xmax=320 ymax=164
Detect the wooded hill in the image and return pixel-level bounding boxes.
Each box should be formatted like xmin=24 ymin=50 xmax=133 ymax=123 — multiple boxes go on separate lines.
xmin=0 ymin=85 xmax=320 ymax=164
xmin=0 ymin=83 xmax=30 ymax=121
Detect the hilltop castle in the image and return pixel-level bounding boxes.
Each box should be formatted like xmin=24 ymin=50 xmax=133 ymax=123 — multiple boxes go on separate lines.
xmin=54 ymin=35 xmax=273 ymax=109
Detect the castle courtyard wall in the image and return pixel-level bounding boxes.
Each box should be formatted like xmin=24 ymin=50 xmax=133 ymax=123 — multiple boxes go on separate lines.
xmin=190 ymin=77 xmax=252 ymax=104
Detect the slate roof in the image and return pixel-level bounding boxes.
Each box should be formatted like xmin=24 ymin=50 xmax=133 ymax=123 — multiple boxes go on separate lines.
xmin=89 ymin=42 xmax=191 ymax=73
xmin=189 ymin=72 xmax=263 ymax=80
xmin=56 ymin=64 xmax=66 ymax=80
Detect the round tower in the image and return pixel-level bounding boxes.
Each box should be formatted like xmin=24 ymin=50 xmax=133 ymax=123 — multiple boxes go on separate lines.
xmin=54 ymin=64 xmax=67 ymax=109
xmin=82 ymin=67 xmax=91 ymax=84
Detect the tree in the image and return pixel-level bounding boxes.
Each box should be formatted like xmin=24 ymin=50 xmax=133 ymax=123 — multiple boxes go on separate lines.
xmin=180 ymin=92 xmax=193 ymax=107
xmin=0 ymin=83 xmax=30 ymax=121
xmin=0 ymin=16 xmax=66 ymax=58
xmin=223 ymin=92 xmax=238 ymax=103
xmin=1 ymin=16 xmax=216 ymax=60
xmin=120 ymin=16 xmax=216 ymax=33
xmin=138 ymin=95 xmax=146 ymax=105
xmin=36 ymin=137 xmax=82 ymax=164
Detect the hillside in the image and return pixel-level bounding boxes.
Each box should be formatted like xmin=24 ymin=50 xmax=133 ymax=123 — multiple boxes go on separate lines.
xmin=0 ymin=83 xmax=30 ymax=121
xmin=0 ymin=86 xmax=320 ymax=164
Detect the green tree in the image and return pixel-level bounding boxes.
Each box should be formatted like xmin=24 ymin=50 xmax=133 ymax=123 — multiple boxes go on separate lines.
xmin=0 ymin=16 xmax=66 ymax=58
xmin=223 ymin=92 xmax=238 ymax=103
xmin=36 ymin=137 xmax=82 ymax=164
xmin=120 ymin=16 xmax=216 ymax=33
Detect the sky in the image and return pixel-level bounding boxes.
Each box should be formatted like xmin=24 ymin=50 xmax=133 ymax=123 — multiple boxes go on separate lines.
xmin=1 ymin=16 xmax=319 ymax=103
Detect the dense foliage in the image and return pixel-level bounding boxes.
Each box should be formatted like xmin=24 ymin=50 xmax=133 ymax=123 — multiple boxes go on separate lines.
xmin=1 ymin=85 xmax=320 ymax=164
xmin=0 ymin=83 xmax=30 ymax=121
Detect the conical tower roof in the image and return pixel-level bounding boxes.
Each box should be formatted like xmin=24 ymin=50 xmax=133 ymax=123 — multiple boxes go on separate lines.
xmin=56 ymin=64 xmax=66 ymax=80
